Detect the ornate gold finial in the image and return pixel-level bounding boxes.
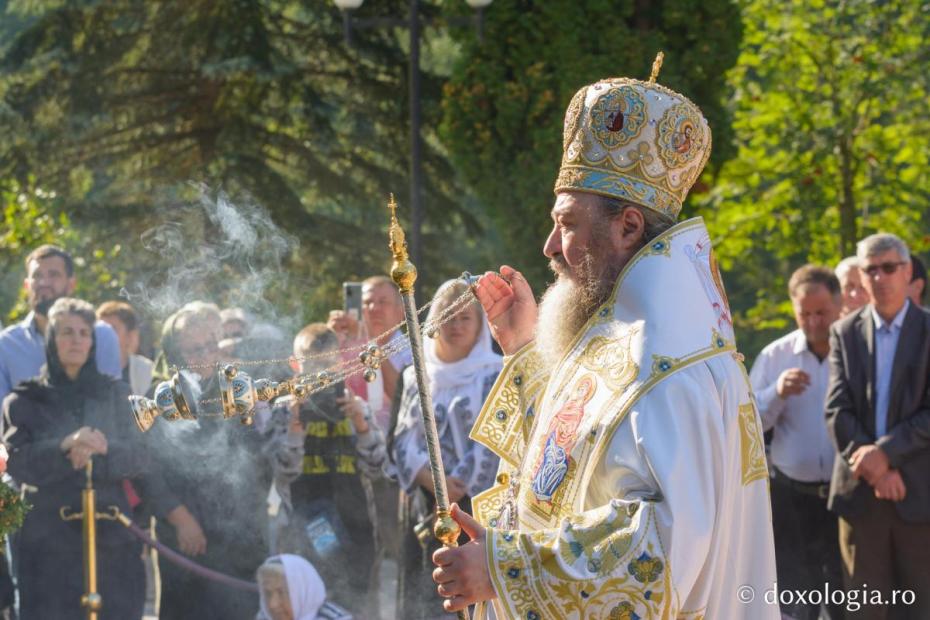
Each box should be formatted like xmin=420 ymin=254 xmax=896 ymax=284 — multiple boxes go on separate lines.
xmin=434 ymin=509 xmax=462 ymax=547
xmin=387 ymin=193 xmax=407 ymax=262
xmin=387 ymin=194 xmax=417 ymax=293
xmin=648 ymin=51 xmax=664 ymax=84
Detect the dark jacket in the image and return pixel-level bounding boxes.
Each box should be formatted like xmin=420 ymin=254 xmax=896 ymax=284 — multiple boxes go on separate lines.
xmin=3 ymin=375 xmax=149 ymax=549
xmin=139 ymin=350 xmax=268 ymax=601
xmin=825 ymin=302 xmax=930 ymax=522
xmin=143 ymin=400 xmax=270 ymax=578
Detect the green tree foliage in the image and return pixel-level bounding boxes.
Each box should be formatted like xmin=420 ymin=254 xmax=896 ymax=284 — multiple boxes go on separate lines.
xmin=1 ymin=179 xmax=126 ymax=322
xmin=702 ymin=0 xmax=930 ymax=357
xmin=440 ymin=0 xmax=743 ymax=288
xmin=0 ymin=0 xmax=485 ymax=324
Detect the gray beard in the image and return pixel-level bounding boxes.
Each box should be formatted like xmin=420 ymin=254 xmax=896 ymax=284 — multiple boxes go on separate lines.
xmin=535 ymin=276 xmax=590 ymax=370
xmin=535 ymin=251 xmax=621 ymax=371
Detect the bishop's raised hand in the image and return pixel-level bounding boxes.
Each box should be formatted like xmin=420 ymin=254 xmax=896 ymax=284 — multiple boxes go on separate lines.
xmin=475 ymin=265 xmax=537 ymax=356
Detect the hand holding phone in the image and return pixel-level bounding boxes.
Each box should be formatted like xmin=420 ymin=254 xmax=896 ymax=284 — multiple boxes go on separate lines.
xmin=327 ymin=310 xmax=359 ymax=343
xmin=299 ymin=381 xmax=347 ymax=425
xmin=343 ymin=282 xmax=363 ymax=321
xmin=337 ymin=389 xmax=369 ymax=433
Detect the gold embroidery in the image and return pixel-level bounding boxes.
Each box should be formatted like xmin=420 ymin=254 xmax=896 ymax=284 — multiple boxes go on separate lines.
xmin=488 ymin=529 xmax=538 ymax=619
xmin=482 ymin=220 xmax=750 ymax=620
xmin=645 ymin=235 xmax=672 ymax=257
xmin=608 ymin=601 xmax=637 ymax=619
xmin=558 ymin=502 xmax=636 ymax=574
xmin=523 ymin=458 xmax=578 ymax=523
xmin=578 ymin=332 xmax=639 ymax=393
xmin=471 ymin=347 xmax=548 ymax=466
xmin=738 ymin=402 xmax=768 ymax=486
xmin=655 ymin=102 xmax=706 ymax=172
xmin=563 ymin=87 xmax=587 ymax=153
xmin=711 ymin=328 xmax=729 ymax=351
xmin=628 ymin=552 xmax=664 ymax=583
xmin=523 ymin=375 xmax=597 ymax=523
xmin=553 ymin=76 xmax=712 ymax=219
xmin=555 ymin=165 xmax=680 ymax=219
xmin=472 ymin=482 xmax=508 ymax=527
xmin=589 ymin=86 xmax=648 ymax=149
xmin=586 ymin=342 xmax=738 ymax=498
xmin=490 ymin=507 xmax=671 ymax=620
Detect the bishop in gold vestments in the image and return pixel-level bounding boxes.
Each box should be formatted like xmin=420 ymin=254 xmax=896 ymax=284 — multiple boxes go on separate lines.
xmin=431 ymin=58 xmax=778 ymax=620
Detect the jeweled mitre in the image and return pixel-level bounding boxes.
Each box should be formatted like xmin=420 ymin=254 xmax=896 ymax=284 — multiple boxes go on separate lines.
xmin=554 ymin=60 xmax=711 ymax=219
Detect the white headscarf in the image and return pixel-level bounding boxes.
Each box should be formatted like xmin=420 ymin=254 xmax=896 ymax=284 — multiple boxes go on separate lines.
xmin=390 ymin=279 xmax=503 ymax=495
xmin=423 ymin=279 xmax=501 ymax=394
xmin=259 ymin=554 xmax=326 ymax=620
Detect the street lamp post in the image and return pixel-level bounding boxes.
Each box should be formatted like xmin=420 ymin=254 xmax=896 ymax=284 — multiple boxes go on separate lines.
xmin=333 ymin=0 xmax=492 ymax=274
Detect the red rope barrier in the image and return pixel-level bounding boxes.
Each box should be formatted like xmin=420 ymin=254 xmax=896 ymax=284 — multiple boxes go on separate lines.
xmin=114 ymin=511 xmax=259 ymax=593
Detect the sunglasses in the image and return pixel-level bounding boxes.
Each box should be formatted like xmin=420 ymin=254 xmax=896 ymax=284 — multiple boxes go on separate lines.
xmin=863 ymin=261 xmax=906 ymax=277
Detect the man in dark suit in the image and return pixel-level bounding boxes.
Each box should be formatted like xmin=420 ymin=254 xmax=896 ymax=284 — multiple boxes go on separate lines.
xmin=826 ymin=233 xmax=930 ymax=619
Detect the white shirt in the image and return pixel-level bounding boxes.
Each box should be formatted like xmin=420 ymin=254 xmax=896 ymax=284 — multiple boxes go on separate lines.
xmin=127 ymin=354 xmax=155 ymax=396
xmin=749 ymin=329 xmax=834 ymax=482
xmin=872 ymin=300 xmax=909 ymax=438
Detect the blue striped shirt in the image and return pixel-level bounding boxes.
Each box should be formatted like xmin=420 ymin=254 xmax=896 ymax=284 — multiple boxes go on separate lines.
xmin=871 ymin=300 xmax=910 ymax=438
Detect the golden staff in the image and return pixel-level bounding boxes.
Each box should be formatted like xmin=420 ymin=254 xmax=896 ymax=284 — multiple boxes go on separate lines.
xmin=387 ymin=195 xmax=469 ymax=620
xmin=60 ymin=460 xmax=103 ymax=619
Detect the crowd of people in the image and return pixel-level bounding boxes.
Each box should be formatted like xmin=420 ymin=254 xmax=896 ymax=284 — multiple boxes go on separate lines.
xmin=2 ymin=68 xmax=930 ymax=620
xmin=0 ymin=245 xmax=503 ymax=619
xmin=2 ymin=213 xmax=930 ymax=620
xmin=0 ymin=229 xmax=927 ymax=620
xmin=750 ymin=235 xmax=929 ymax=620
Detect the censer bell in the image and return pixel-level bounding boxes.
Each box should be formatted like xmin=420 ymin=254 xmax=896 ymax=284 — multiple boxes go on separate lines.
xmin=358 ymin=343 xmax=385 ymax=383
xmin=218 ymin=365 xmax=291 ymax=426
xmin=128 ymin=371 xmax=199 ymax=432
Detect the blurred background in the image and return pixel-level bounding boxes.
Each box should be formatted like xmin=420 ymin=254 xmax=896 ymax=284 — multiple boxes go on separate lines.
xmin=0 ymin=0 xmax=927 ymax=362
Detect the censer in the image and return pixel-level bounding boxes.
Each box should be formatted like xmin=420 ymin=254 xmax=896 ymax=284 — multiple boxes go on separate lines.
xmin=129 ymin=195 xmax=473 ymax=619
xmin=127 ymin=198 xmax=483 ymax=435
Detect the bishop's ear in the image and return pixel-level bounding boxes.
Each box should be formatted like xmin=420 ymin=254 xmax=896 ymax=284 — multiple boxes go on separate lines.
xmin=610 ymin=205 xmax=646 ymax=253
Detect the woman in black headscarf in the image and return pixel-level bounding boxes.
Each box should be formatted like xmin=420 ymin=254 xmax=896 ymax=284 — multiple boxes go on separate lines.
xmin=3 ymin=297 xmax=147 ymax=619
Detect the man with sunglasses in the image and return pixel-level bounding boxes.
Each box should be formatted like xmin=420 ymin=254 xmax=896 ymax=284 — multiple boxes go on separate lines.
xmin=826 ymin=233 xmax=930 ymax=619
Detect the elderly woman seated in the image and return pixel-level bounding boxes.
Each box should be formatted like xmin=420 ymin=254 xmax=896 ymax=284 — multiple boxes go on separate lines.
xmin=256 ymin=554 xmax=352 ymax=620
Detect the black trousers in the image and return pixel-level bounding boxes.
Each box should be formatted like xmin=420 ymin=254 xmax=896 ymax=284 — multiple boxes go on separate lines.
xmin=17 ymin=543 xmax=144 ymax=620
xmin=771 ymin=469 xmax=845 ymax=620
